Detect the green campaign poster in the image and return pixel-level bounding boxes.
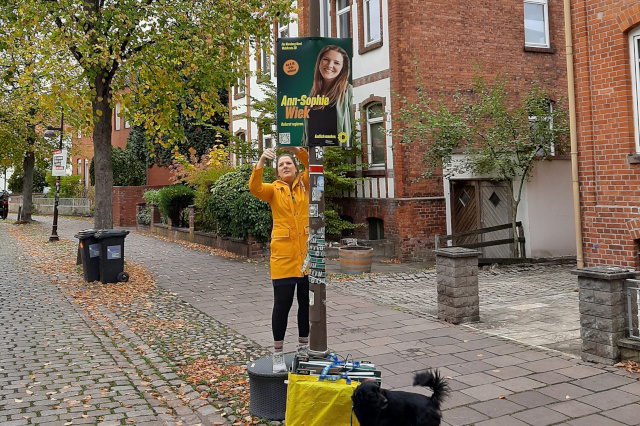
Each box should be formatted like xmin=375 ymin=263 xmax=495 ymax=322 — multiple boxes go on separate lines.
xmin=276 ymin=37 xmax=353 ymax=149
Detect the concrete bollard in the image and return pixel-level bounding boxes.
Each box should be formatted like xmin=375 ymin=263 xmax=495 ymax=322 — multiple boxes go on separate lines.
xmin=572 ymin=267 xmax=636 ymax=365
xmin=435 ymin=247 xmax=481 ymax=324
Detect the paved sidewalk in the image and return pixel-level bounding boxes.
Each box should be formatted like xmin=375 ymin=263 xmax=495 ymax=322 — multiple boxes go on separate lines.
xmin=0 ymin=220 xmax=215 ymax=425
xmin=3 ymin=215 xmax=640 ymax=425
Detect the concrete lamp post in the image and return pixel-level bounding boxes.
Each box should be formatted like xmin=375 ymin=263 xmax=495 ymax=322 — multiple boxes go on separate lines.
xmin=43 ymin=111 xmax=64 ymax=242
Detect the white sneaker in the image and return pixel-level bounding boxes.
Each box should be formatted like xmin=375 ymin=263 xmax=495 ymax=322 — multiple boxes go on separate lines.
xmin=297 ymin=344 xmax=309 ymax=358
xmin=272 ymin=352 xmax=287 ymax=373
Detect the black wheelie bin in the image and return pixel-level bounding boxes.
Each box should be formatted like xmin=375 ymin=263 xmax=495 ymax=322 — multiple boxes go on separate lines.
xmin=74 ymin=229 xmax=101 ymax=282
xmin=94 ymin=229 xmax=130 ymax=284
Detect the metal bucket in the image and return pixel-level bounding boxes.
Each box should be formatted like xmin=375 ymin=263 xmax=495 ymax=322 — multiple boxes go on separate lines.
xmin=338 ymin=246 xmax=373 ymax=275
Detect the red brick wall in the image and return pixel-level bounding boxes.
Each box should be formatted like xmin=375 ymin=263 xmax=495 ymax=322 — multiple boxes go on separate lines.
xmin=112 ymin=186 xmax=146 ymax=227
xmin=571 ymin=0 xmax=640 ymax=269
xmin=146 ymin=167 xmax=173 ymax=187
xmin=112 ymin=185 xmax=165 ymax=227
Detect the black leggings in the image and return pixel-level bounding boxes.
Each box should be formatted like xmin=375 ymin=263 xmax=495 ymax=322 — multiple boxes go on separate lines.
xmin=272 ymin=277 xmax=310 ymax=342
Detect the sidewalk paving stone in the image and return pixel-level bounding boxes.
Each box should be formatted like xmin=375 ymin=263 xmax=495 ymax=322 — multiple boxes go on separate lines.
xmin=511 ymin=406 xmax=569 ymax=425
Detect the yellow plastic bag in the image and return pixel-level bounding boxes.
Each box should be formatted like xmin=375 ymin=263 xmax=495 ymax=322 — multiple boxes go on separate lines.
xmin=284 ymin=373 xmax=360 ymax=426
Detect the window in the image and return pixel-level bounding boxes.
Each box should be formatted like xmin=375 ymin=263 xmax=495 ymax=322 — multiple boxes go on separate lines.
xmin=320 ymin=0 xmax=331 ymax=37
xmin=528 ymin=99 xmax=555 ymax=156
xmin=364 ymin=0 xmax=381 ymax=45
xmin=77 ymin=129 xmax=81 ymax=139
xmin=367 ymin=217 xmax=384 ymax=240
xmin=366 ymin=103 xmax=385 ymax=166
xmin=236 ymin=132 xmax=247 ymax=164
xmin=523 ymin=0 xmax=549 ymax=48
xmin=340 ymin=215 xmax=354 ymax=237
xmin=77 ymin=159 xmax=82 ymax=175
xmin=631 ymin=27 xmax=640 ymax=153
xmin=336 ymin=0 xmax=350 ymax=38
xmin=124 ymin=108 xmax=130 ymax=129
xmin=264 ymin=136 xmax=272 ymax=150
xmin=278 ymin=16 xmax=289 ymax=39
xmin=114 ymin=103 xmax=121 ymax=130
xmin=235 ymin=75 xmax=245 ymax=97
xmin=84 ymin=160 xmax=89 ymax=187
xmin=260 ymin=48 xmax=271 ymax=77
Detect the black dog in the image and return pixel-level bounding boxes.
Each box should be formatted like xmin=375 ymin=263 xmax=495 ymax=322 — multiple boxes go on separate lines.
xmin=351 ymin=370 xmax=450 ymax=426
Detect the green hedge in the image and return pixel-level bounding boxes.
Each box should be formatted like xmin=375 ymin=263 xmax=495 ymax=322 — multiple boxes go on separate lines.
xmin=156 ymin=185 xmax=195 ymax=227
xmin=201 ymin=164 xmax=274 ymax=243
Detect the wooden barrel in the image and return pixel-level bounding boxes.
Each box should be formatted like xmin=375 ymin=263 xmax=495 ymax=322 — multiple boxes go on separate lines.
xmin=339 ymin=246 xmax=373 ymax=275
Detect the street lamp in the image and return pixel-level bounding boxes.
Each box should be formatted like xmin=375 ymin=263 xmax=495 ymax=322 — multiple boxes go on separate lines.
xmin=44 ymin=111 xmax=64 ymax=242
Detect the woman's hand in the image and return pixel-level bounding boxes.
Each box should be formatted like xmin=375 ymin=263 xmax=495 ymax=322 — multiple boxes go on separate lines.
xmin=255 ymin=148 xmax=276 ymax=169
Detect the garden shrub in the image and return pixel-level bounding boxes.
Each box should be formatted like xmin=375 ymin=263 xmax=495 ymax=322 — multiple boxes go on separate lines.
xmin=45 ymin=174 xmax=83 ymax=198
xmin=142 ymin=189 xmax=160 ymax=206
xmin=203 ymin=164 xmax=274 ymax=243
xmin=156 ymin=185 xmax=194 ymax=227
xmin=136 ymin=207 xmax=150 ymax=225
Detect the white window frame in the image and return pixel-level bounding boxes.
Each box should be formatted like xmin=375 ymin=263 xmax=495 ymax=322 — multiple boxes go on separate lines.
xmin=84 ymin=159 xmax=89 ymax=188
xmin=77 ymin=159 xmax=82 ymax=175
xmin=366 ymin=103 xmax=385 ymax=167
xmin=260 ymin=47 xmax=271 ymax=76
xmin=523 ymin=0 xmax=549 ymax=48
xmin=364 ymin=0 xmax=381 ymax=45
xmin=124 ymin=108 xmax=130 ymax=129
xmin=278 ymin=16 xmax=289 ymax=39
xmin=319 ymin=0 xmax=331 ymax=37
xmin=630 ymin=27 xmax=640 ymax=153
xmin=336 ymin=0 xmax=350 ymax=39
xmin=114 ymin=103 xmax=121 ymax=131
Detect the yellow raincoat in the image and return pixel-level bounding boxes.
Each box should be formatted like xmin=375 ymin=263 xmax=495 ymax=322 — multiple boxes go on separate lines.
xmin=249 ymin=150 xmax=309 ymax=280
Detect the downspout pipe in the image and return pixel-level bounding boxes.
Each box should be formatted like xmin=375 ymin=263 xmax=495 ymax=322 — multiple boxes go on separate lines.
xmin=564 ymin=0 xmax=584 ymax=268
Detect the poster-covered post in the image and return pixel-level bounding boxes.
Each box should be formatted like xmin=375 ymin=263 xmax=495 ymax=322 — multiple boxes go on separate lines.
xmin=276 ymin=37 xmax=352 ymax=357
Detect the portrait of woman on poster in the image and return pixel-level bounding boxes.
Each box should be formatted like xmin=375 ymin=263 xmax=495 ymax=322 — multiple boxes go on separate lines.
xmin=300 ymin=45 xmax=353 ymax=148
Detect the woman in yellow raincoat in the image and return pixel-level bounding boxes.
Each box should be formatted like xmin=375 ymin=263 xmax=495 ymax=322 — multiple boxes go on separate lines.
xmin=249 ymin=147 xmax=309 ymax=372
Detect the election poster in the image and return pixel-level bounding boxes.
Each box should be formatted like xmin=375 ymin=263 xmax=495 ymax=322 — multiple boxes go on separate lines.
xmin=276 ymin=37 xmax=353 ymax=149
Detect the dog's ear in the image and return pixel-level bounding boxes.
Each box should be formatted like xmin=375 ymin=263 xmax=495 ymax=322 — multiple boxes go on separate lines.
xmin=369 ymin=385 xmax=388 ymax=410
xmin=378 ymin=393 xmax=388 ymax=410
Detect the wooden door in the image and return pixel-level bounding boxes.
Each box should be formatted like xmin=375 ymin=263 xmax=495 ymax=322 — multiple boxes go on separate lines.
xmin=451 ymin=181 xmax=479 ymax=246
xmin=479 ymin=181 xmax=513 ymax=258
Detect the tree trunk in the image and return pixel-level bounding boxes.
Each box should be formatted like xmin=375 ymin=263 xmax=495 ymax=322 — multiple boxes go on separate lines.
xmin=20 ymin=138 xmax=35 ymax=222
xmin=511 ymin=202 xmax=519 ymax=258
xmin=92 ymin=73 xmax=114 ymax=229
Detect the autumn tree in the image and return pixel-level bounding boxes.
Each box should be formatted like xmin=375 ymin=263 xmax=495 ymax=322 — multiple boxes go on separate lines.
xmin=0 ymin=20 xmax=75 ymax=221
xmin=396 ymin=72 xmax=570 ymax=256
xmin=1 ymin=0 xmax=294 ymax=229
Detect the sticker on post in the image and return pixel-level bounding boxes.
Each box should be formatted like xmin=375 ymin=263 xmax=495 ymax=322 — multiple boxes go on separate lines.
xmin=309 ymin=290 xmax=314 ymax=306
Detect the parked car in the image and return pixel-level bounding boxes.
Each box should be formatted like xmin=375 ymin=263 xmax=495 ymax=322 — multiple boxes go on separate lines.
xmin=0 ymin=191 xmax=8 ymax=220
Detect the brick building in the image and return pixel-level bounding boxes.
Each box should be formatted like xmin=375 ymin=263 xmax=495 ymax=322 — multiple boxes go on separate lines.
xmin=233 ymin=0 xmax=576 ymax=260
xmin=569 ymin=1 xmax=640 ymax=268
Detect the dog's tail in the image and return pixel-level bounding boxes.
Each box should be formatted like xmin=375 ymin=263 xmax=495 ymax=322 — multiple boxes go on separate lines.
xmin=413 ymin=369 xmax=450 ymax=407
